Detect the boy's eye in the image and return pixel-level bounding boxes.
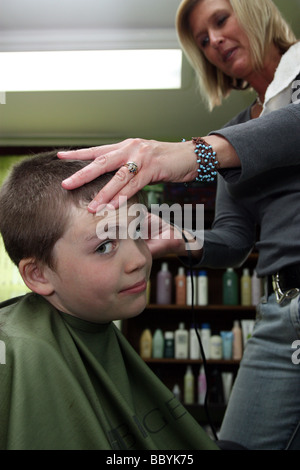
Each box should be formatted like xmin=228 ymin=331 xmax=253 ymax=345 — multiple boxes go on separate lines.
xmin=96 ymin=240 xmax=115 ymax=254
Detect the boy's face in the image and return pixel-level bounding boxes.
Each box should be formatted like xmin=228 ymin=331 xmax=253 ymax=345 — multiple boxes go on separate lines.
xmin=44 ymin=199 xmax=152 ymax=323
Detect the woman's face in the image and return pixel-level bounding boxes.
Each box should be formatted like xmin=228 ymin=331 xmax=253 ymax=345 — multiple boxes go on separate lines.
xmin=189 ymin=0 xmax=254 ymax=81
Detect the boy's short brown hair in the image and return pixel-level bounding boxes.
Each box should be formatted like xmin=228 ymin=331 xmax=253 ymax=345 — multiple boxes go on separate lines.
xmin=0 ymin=151 xmax=115 ymax=269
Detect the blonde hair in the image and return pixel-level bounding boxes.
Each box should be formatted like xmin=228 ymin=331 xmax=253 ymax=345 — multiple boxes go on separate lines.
xmin=176 ymin=0 xmax=297 ymax=110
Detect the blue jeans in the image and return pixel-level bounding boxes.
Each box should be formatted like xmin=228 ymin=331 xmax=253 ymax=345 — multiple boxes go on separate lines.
xmin=219 ymin=293 xmax=300 ymax=450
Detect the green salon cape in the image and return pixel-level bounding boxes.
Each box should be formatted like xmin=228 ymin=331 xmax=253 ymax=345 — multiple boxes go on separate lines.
xmin=0 ymin=294 xmax=218 ymax=450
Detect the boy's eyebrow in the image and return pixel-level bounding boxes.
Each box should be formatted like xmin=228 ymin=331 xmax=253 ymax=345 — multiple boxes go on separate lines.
xmin=84 ymin=233 xmax=100 ymax=242
xmin=84 ymin=223 xmax=122 ymax=243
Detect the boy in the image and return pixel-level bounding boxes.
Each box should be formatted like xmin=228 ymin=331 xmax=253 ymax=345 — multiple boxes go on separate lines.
xmin=0 ymin=151 xmax=217 ymax=450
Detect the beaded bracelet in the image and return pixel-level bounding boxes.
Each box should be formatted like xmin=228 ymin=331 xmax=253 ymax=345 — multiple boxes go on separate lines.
xmin=182 ymin=137 xmax=219 ymax=183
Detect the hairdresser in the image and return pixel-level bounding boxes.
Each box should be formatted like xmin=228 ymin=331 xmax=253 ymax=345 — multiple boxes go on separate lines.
xmin=59 ymin=0 xmax=300 ymax=450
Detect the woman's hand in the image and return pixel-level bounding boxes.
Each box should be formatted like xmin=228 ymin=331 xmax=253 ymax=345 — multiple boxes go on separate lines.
xmin=58 ymin=138 xmax=198 ymax=212
xmin=143 ymin=212 xmax=204 ymax=260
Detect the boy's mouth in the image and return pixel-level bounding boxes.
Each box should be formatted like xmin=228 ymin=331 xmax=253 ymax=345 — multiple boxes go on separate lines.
xmin=119 ymin=279 xmax=147 ymax=295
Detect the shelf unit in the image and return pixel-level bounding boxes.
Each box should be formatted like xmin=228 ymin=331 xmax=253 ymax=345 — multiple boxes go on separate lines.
xmin=122 ymin=254 xmax=257 ymax=426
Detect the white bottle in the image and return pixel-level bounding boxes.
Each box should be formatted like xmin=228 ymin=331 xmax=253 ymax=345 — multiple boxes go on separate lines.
xmin=241 ymin=268 xmax=251 ymax=306
xmin=174 ymin=322 xmax=189 ymax=359
xmin=251 ymin=270 xmax=262 ymax=305
xmin=156 ymin=262 xmax=172 ymax=305
xmin=200 ymin=323 xmax=211 ymax=360
xmin=184 ymin=366 xmax=194 ymax=404
xmin=198 ymin=366 xmax=207 ymax=405
xmin=189 ymin=324 xmax=200 ymax=359
xmin=210 ymin=335 xmax=223 ymax=359
xmin=152 ymin=328 xmax=164 ymax=358
xmin=186 ymin=271 xmax=197 ymax=306
xmin=172 ymin=384 xmax=181 ymax=401
xmin=197 ymin=271 xmax=208 ymax=306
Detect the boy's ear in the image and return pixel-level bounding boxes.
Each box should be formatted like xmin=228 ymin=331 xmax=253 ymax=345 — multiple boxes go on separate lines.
xmin=18 ymin=258 xmax=54 ymax=296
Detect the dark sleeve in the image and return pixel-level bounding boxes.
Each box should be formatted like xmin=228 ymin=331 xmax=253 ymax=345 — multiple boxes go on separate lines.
xmin=211 ymin=103 xmax=300 ymax=184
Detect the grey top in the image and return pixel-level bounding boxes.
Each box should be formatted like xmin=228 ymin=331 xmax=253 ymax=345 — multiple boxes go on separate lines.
xmin=199 ymin=101 xmax=300 ymax=277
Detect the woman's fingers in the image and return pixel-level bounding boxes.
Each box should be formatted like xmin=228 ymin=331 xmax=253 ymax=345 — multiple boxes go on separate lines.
xmin=59 ymin=139 xmax=144 ymax=190
xmin=58 ymin=144 xmax=118 ymax=161
xmin=62 ymin=155 xmax=110 ymax=189
xmin=58 ymin=138 xmax=199 ymax=212
xmin=88 ymin=164 xmax=148 ymax=212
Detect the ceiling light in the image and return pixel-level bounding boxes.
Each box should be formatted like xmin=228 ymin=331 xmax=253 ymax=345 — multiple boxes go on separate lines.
xmin=0 ymin=49 xmax=182 ymax=91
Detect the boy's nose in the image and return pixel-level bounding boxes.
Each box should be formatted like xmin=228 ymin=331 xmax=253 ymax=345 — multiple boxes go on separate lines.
xmin=124 ymin=239 xmax=150 ymax=273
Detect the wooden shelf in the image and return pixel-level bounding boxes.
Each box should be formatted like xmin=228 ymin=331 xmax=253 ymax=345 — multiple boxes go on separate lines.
xmin=144 ymin=358 xmax=240 ymax=365
xmin=145 ymin=304 xmax=256 ymax=311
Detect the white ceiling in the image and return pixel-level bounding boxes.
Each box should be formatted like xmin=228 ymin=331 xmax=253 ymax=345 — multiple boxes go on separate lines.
xmin=0 ymin=0 xmax=300 ymax=147
xmin=0 ymin=0 xmax=180 ymax=51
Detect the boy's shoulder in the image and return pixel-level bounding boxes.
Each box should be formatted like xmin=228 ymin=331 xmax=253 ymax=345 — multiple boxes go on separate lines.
xmin=0 ymin=293 xmax=50 ymax=331
xmin=0 ymin=293 xmax=61 ymax=358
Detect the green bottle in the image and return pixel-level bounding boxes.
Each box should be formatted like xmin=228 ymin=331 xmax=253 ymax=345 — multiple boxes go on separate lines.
xmin=223 ymin=268 xmax=239 ymax=305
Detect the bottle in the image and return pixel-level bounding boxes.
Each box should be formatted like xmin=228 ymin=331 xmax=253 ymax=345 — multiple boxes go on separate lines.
xmin=220 ymin=331 xmax=233 ymax=360
xmin=210 ymin=335 xmax=223 ymax=359
xmin=175 ymin=267 xmax=186 ymax=305
xmin=198 ymin=366 xmax=207 ymax=405
xmin=184 ymin=366 xmax=194 ymax=404
xmin=186 ymin=271 xmax=197 ymax=306
xmin=251 ymin=270 xmax=262 ymax=305
xmin=152 ymin=328 xmax=164 ymax=358
xmin=172 ymin=384 xmax=181 ymax=401
xmin=232 ymin=320 xmax=243 ymax=361
xmin=197 ymin=271 xmax=208 ymax=306
xmin=174 ymin=322 xmax=189 ymax=359
xmin=164 ymin=331 xmax=174 ymax=358
xmin=222 ymin=268 xmax=239 ymax=305
xmin=200 ymin=323 xmax=211 ymax=360
xmin=139 ymin=329 xmax=152 ymax=359
xmin=189 ymin=324 xmax=200 ymax=359
xmin=156 ymin=262 xmax=172 ymax=304
xmin=241 ymin=268 xmax=251 ymax=306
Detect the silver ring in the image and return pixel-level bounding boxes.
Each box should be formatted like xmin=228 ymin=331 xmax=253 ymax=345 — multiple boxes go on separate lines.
xmin=124 ymin=161 xmax=139 ymax=176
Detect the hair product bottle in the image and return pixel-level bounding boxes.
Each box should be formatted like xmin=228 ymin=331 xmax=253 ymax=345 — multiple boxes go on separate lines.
xmin=210 ymin=335 xmax=223 ymax=359
xmin=175 ymin=267 xmax=186 ymax=305
xmin=222 ymin=268 xmax=239 ymax=305
xmin=241 ymin=268 xmax=251 ymax=306
xmin=198 ymin=366 xmax=207 ymax=405
xmin=197 ymin=271 xmax=208 ymax=306
xmin=164 ymin=331 xmax=174 ymax=358
xmin=220 ymin=331 xmax=233 ymax=360
xmin=139 ymin=329 xmax=152 ymax=359
xmin=232 ymin=320 xmax=243 ymax=361
xmin=152 ymin=328 xmax=164 ymax=358
xmin=172 ymin=384 xmax=181 ymax=401
xmin=156 ymin=262 xmax=172 ymax=304
xmin=174 ymin=322 xmax=189 ymax=359
xmin=189 ymin=324 xmax=200 ymax=359
xmin=200 ymin=323 xmax=211 ymax=360
xmin=184 ymin=366 xmax=194 ymax=404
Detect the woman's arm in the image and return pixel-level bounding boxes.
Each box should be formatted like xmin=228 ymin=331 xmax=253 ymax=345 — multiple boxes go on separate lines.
xmin=213 ymin=103 xmax=300 ymax=184
xmin=58 ymin=103 xmax=300 ymax=211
